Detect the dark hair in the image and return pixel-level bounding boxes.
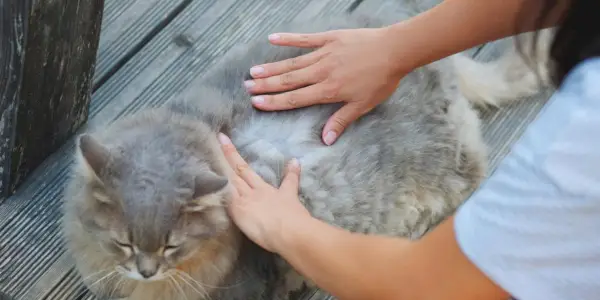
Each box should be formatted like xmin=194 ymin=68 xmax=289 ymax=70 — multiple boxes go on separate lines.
xmin=519 ymin=0 xmax=600 ymax=87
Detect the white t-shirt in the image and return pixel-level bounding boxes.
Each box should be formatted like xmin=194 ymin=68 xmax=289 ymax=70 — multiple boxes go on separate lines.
xmin=454 ymin=57 xmax=600 ymax=300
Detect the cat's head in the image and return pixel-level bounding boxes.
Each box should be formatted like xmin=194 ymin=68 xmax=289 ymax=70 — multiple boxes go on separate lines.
xmin=70 ymin=132 xmax=235 ymax=282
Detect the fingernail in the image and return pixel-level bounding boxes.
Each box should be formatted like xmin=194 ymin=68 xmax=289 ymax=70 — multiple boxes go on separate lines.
xmin=243 ymin=80 xmax=255 ymax=89
xmin=323 ymin=131 xmax=337 ymax=145
xmin=251 ymin=96 xmax=264 ymax=104
xmin=218 ymin=133 xmax=232 ymax=145
xmin=268 ymin=34 xmax=281 ymax=41
xmin=250 ymin=66 xmax=264 ymax=76
xmin=290 ymin=158 xmax=300 ymax=168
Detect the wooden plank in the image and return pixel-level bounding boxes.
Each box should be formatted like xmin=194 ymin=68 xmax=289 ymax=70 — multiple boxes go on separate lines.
xmin=0 ymin=0 xmax=104 ymax=203
xmin=0 ymin=1 xmax=357 ymax=299
xmin=0 ymin=291 xmax=14 ymax=300
xmin=93 ymin=0 xmax=189 ymax=87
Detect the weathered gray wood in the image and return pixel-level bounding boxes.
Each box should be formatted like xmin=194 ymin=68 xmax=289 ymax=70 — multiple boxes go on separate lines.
xmin=0 ymin=291 xmax=13 ymax=300
xmin=0 ymin=0 xmax=104 ymax=202
xmin=0 ymin=0 xmax=30 ymax=204
xmin=93 ymin=0 xmax=189 ymax=87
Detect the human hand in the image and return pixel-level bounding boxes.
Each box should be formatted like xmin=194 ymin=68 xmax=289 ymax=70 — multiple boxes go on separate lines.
xmin=244 ymin=27 xmax=406 ymax=145
xmin=217 ymin=133 xmax=312 ymax=253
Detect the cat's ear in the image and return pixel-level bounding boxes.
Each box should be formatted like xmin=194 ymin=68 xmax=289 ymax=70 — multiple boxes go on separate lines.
xmin=183 ymin=171 xmax=229 ymax=213
xmin=193 ymin=171 xmax=229 ymax=198
xmin=76 ymin=134 xmax=111 ymax=180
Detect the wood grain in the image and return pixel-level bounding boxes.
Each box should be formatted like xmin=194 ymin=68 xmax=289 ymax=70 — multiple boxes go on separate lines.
xmin=0 ymin=0 xmax=104 ymax=202
xmin=0 ymin=0 xmax=30 ymax=202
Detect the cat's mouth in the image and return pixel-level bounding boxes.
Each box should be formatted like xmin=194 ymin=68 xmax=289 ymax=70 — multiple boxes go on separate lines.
xmin=116 ymin=265 xmax=169 ymax=282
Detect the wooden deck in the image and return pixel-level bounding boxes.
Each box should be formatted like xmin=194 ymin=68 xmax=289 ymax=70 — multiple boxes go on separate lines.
xmin=0 ymin=0 xmax=552 ymax=299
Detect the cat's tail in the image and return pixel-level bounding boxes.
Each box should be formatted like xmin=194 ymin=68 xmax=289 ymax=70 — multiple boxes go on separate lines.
xmin=452 ymin=28 xmax=554 ymax=108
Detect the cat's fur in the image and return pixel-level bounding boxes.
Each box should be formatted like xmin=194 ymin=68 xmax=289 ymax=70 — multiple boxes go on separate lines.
xmin=61 ymin=14 xmax=550 ymax=300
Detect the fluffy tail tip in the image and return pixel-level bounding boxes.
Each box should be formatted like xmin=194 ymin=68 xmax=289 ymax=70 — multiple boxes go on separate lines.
xmin=453 ymin=29 xmax=554 ymax=108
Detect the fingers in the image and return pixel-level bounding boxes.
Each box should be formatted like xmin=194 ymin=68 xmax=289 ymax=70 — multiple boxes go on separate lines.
xmin=267 ymin=32 xmax=334 ymax=48
xmin=231 ymin=176 xmax=251 ymax=197
xmin=251 ymin=82 xmax=339 ymax=111
xmin=322 ymin=104 xmax=369 ymax=146
xmin=279 ymin=159 xmax=301 ymax=193
xmin=246 ymin=61 xmax=325 ymax=95
xmin=218 ymin=133 xmax=266 ymax=188
xmin=249 ymin=49 xmax=324 ymax=79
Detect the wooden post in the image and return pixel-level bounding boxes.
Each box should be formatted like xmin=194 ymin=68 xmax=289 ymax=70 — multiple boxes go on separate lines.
xmin=0 ymin=0 xmax=104 ymax=202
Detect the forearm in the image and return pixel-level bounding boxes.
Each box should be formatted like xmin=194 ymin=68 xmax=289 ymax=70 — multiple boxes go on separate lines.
xmin=278 ymin=216 xmax=509 ymax=300
xmin=384 ymin=0 xmax=568 ymax=74
xmin=405 ymin=216 xmax=510 ymax=300
xmin=277 ymin=216 xmax=414 ymax=300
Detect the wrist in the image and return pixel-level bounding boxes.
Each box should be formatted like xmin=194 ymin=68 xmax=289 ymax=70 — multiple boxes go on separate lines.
xmin=380 ymin=0 xmax=528 ymax=77
xmin=273 ymin=212 xmax=323 ymax=255
xmin=376 ymin=23 xmax=421 ymax=79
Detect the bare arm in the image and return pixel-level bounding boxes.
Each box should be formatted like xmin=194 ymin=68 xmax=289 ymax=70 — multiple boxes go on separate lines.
xmin=384 ymin=0 xmax=566 ymax=74
xmin=279 ymin=215 xmax=509 ymax=300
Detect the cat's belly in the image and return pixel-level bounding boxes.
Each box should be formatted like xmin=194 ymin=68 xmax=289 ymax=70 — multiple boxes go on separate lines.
xmin=231 ymin=113 xmax=385 ymax=229
xmin=229 ymin=105 xmax=476 ymax=237
xmin=232 ymin=113 xmax=331 ymax=178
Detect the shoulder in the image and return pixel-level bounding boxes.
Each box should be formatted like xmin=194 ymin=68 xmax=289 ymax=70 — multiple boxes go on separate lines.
xmin=560 ymin=57 xmax=600 ymax=94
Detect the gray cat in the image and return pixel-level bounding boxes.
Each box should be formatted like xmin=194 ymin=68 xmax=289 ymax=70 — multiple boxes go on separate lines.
xmin=61 ymin=14 xmax=550 ymax=300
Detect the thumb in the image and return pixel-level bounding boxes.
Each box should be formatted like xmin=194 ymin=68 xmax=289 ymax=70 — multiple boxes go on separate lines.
xmin=322 ymin=104 xmax=365 ymax=146
xmin=279 ymin=158 xmax=301 ymax=193
xmin=268 ymin=31 xmax=334 ymax=48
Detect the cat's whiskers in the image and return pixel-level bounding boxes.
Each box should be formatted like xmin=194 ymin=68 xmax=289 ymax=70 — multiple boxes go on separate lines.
xmin=207 ymin=262 xmax=224 ymax=275
xmin=79 ymin=268 xmax=113 ymax=284
xmin=166 ymin=278 xmax=177 ymax=298
xmin=74 ymin=270 xmax=119 ymax=300
xmin=108 ymin=277 xmax=125 ymax=299
xmin=173 ymin=270 xmax=210 ymax=299
xmin=177 ymin=268 xmax=247 ymax=290
xmin=88 ymin=270 xmax=117 ymax=288
xmin=168 ymin=273 xmax=190 ymax=300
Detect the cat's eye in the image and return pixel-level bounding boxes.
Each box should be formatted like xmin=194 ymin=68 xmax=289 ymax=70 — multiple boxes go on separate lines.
xmin=113 ymin=240 xmax=132 ymax=248
xmin=163 ymin=244 xmax=180 ymax=256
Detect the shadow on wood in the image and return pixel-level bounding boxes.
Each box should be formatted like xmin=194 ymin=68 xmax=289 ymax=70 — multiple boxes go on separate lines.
xmin=0 ymin=0 xmax=104 ymax=202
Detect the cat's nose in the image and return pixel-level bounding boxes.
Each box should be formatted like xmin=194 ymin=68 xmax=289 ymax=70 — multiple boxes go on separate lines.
xmin=139 ymin=268 xmax=157 ymax=278
xmin=136 ymin=254 xmax=159 ymax=279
